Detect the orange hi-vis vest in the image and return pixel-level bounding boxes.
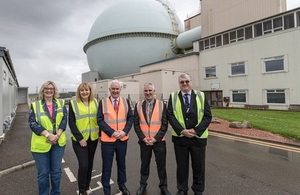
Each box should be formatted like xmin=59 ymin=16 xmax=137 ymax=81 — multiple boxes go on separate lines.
xmin=137 ymin=99 xmax=165 ymax=141
xmin=101 ymin=97 xmax=129 ymax=142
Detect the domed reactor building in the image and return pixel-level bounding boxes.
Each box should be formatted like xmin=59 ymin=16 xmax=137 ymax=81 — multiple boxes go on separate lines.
xmin=83 ymin=0 xmax=199 ymax=80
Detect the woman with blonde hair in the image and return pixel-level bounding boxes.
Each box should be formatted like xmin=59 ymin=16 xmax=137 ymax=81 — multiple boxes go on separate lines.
xmin=69 ymin=82 xmax=99 ymax=195
xmin=29 ymin=80 xmax=67 ymax=194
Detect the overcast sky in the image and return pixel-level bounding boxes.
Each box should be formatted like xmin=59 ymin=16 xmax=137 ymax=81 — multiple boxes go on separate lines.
xmin=1 ymin=0 xmax=299 ymax=93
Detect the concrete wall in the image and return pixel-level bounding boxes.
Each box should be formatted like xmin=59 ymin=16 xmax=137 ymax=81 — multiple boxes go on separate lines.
xmin=82 ymin=71 xmax=100 ymax=82
xmin=91 ymin=79 xmax=140 ymax=105
xmin=18 ymin=87 xmax=28 ymax=104
xmin=117 ymin=70 xmax=185 ymax=102
xmin=184 ymin=14 xmax=201 ymax=31
xmin=140 ymin=54 xmax=200 ymax=90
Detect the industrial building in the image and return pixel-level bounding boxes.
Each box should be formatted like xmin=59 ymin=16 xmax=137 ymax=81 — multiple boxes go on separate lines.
xmin=0 ymin=47 xmax=28 ymax=141
xmin=83 ymin=0 xmax=300 ymax=110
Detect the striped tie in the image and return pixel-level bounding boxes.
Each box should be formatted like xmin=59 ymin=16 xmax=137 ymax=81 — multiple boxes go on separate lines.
xmin=183 ymin=94 xmax=190 ymax=110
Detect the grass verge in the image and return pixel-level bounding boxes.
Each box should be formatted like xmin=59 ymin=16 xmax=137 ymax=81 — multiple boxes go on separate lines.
xmin=211 ymin=108 xmax=300 ymax=140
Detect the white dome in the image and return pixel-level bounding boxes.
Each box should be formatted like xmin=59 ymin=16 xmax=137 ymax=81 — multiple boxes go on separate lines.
xmin=84 ymin=0 xmax=183 ymax=79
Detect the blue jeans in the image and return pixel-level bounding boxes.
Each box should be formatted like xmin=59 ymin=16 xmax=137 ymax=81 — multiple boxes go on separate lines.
xmin=32 ymin=144 xmax=65 ymax=195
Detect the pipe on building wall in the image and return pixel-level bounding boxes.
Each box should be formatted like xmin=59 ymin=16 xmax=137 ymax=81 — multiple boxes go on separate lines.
xmin=173 ymin=26 xmax=202 ymax=49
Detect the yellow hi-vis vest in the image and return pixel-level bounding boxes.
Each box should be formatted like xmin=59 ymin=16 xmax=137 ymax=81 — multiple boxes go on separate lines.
xmin=30 ymin=99 xmax=67 ymax=153
xmin=171 ymin=90 xmax=208 ymax=139
xmin=70 ymin=98 xmax=99 ymax=141
xmin=101 ymin=97 xmax=129 ymax=142
xmin=137 ymin=99 xmax=165 ymax=141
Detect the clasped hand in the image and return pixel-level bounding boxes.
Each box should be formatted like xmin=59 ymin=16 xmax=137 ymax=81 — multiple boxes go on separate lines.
xmin=112 ymin=131 xmax=126 ymax=139
xmin=181 ymin=129 xmax=197 ymax=138
xmin=47 ymin=133 xmax=60 ymax=145
xmin=143 ymin=137 xmax=157 ymax=145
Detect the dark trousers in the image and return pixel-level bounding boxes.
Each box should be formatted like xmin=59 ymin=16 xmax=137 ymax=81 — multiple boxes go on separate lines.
xmin=139 ymin=141 xmax=168 ymax=189
xmin=101 ymin=140 xmax=128 ymax=195
xmin=174 ymin=144 xmax=206 ymax=193
xmin=72 ymin=138 xmax=98 ymax=193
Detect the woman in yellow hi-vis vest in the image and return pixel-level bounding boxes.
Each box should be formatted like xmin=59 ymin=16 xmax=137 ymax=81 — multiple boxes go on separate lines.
xmin=28 ymin=81 xmax=67 ymax=195
xmin=69 ymin=82 xmax=99 ymax=195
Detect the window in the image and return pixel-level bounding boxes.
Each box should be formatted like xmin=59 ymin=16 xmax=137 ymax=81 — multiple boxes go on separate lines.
xmin=237 ymin=29 xmax=244 ymax=41
xmin=223 ymin=33 xmax=229 ymax=45
xmin=210 ymin=37 xmax=216 ymax=48
xmin=254 ymin=23 xmax=263 ymax=37
xmin=245 ymin=26 xmax=253 ymax=39
xmin=3 ymin=70 xmax=7 ymax=81
xmin=204 ymin=39 xmax=209 ymax=49
xmin=273 ymin=17 xmax=283 ymax=32
xmin=216 ymin=35 xmax=222 ymax=47
xmin=266 ymin=89 xmax=285 ymax=104
xmin=232 ymin=90 xmax=246 ymax=103
xmin=263 ymin=20 xmax=272 ymax=34
xmin=205 ymin=66 xmax=216 ymax=78
xmin=199 ymin=41 xmax=204 ymax=51
xmin=230 ymin=31 xmax=237 ymax=43
xmin=284 ymin=13 xmax=294 ymax=29
xmin=230 ymin=62 xmax=245 ymax=75
xmin=264 ymin=56 xmax=285 ymax=72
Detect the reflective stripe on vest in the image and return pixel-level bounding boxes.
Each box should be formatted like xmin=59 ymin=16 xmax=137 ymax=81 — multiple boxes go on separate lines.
xmin=31 ymin=99 xmax=67 ymax=153
xmin=101 ymin=97 xmax=129 ymax=142
xmin=70 ymin=98 xmax=99 ymax=141
xmin=171 ymin=90 xmax=208 ymax=139
xmin=137 ymin=99 xmax=165 ymax=140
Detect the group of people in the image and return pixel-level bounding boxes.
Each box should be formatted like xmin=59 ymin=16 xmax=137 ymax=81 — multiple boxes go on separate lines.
xmin=28 ymin=73 xmax=212 ymax=195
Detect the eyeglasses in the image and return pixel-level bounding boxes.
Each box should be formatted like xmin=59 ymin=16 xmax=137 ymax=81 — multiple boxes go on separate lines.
xmin=180 ymin=80 xmax=190 ymax=84
xmin=44 ymin=88 xmax=54 ymax=91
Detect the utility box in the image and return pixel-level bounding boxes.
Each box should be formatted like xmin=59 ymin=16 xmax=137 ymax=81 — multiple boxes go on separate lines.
xmin=223 ymin=97 xmax=230 ymax=102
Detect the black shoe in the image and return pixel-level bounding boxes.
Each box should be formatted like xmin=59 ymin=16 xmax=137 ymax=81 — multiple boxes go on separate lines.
xmin=194 ymin=192 xmax=203 ymax=195
xmin=161 ymin=188 xmax=171 ymax=195
xmin=136 ymin=185 xmax=146 ymax=195
xmin=119 ymin=186 xmax=131 ymax=195
xmin=176 ymin=191 xmax=187 ymax=195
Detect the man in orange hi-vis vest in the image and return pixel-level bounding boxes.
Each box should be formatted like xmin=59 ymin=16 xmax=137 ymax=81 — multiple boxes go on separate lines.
xmin=97 ymin=80 xmax=134 ymax=195
xmin=134 ymin=83 xmax=171 ymax=195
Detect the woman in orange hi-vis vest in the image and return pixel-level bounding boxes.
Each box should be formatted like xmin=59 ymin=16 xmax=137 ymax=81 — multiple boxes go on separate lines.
xmin=97 ymin=80 xmax=133 ymax=195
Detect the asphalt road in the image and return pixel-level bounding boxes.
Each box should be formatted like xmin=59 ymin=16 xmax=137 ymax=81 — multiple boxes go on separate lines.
xmin=1 ymin=128 xmax=300 ymax=195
